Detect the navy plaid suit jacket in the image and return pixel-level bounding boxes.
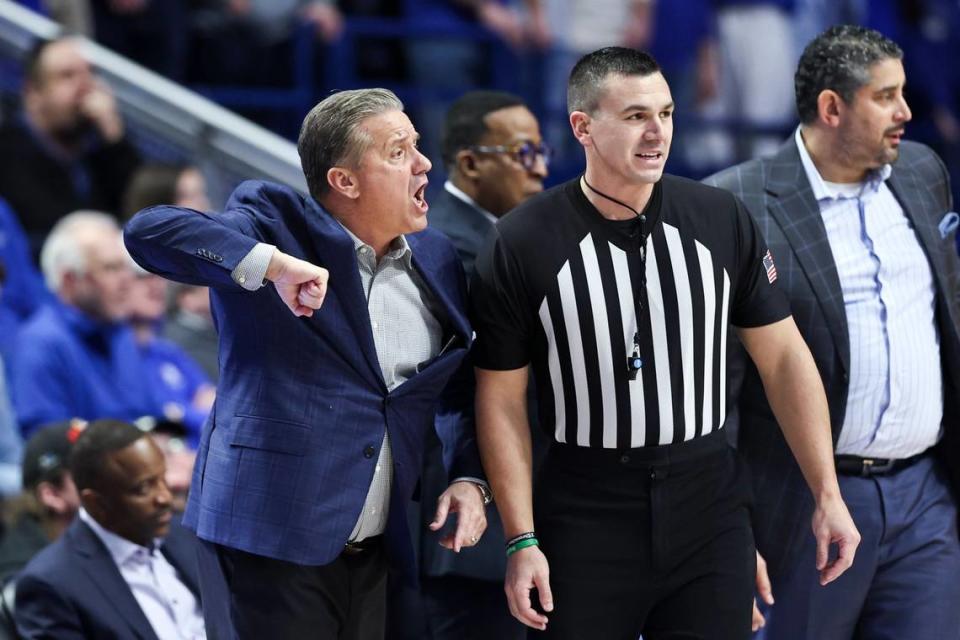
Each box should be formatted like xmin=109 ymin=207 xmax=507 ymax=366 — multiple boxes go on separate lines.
xmin=125 ymin=181 xmax=483 ymax=579
xmin=705 ymin=139 xmax=960 ymax=576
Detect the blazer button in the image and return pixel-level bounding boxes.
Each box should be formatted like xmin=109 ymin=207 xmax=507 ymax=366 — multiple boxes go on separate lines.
xmin=363 ymin=445 xmax=375 ymax=459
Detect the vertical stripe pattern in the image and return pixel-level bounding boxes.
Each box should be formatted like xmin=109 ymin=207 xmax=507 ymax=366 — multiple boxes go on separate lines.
xmin=539 ymin=225 xmax=731 ymax=447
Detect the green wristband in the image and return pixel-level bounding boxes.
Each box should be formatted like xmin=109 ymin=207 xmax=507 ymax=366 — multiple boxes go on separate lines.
xmin=506 ymin=537 xmax=539 ymax=557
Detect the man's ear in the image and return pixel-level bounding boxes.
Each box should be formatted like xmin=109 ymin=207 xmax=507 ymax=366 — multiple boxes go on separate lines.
xmin=817 ymin=90 xmax=844 ymax=128
xmin=456 ymin=149 xmax=481 ymax=178
xmin=570 ymin=111 xmax=592 ymax=146
xmin=79 ymin=487 xmax=105 ymax=521
xmin=327 ymin=167 xmax=360 ymax=200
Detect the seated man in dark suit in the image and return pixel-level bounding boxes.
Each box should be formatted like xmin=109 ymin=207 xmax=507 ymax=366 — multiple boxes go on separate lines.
xmin=14 ymin=419 xmax=204 ymax=640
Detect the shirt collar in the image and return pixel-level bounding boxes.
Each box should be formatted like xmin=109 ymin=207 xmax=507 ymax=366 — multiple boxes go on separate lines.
xmin=79 ymin=507 xmax=161 ymax=567
xmin=795 ymin=127 xmax=892 ymax=201
xmin=444 ymin=180 xmax=498 ymax=227
xmin=336 ymin=220 xmax=413 ymax=269
xmin=58 ymin=299 xmax=121 ymax=341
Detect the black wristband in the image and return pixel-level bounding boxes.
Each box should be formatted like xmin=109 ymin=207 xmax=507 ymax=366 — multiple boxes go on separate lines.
xmin=505 ymin=531 xmax=537 ymax=548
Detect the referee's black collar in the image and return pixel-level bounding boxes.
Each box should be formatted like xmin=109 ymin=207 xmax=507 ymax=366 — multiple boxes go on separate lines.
xmin=565 ymin=178 xmax=663 ymax=253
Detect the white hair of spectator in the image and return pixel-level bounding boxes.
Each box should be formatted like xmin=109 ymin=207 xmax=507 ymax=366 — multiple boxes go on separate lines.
xmin=40 ymin=210 xmax=120 ymax=293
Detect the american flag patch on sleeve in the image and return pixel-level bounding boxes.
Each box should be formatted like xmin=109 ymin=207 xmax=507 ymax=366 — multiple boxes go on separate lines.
xmin=762 ymin=250 xmax=778 ymax=283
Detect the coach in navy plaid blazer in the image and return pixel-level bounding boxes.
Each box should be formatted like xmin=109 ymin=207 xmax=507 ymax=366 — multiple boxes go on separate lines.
xmin=706 ymin=25 xmax=960 ymax=639
xmin=125 ymin=89 xmax=489 ymax=638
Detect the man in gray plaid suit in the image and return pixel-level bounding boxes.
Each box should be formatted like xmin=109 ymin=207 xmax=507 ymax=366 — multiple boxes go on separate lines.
xmin=707 ymin=25 xmax=960 ymax=639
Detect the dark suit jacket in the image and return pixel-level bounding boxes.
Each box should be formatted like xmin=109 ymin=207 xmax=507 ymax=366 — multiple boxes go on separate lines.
xmin=0 ymin=120 xmax=140 ymax=255
xmin=14 ymin=518 xmax=201 ymax=640
xmin=705 ymin=139 xmax=960 ymax=576
xmin=427 ymin=187 xmax=496 ymax=277
xmin=423 ymin=187 xmax=503 ymax=581
xmin=124 ymin=181 xmax=483 ymax=579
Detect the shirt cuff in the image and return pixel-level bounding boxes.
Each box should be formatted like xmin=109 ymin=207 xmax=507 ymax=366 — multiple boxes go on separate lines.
xmin=451 ymin=476 xmax=488 ymax=490
xmin=231 ymin=243 xmax=275 ymax=291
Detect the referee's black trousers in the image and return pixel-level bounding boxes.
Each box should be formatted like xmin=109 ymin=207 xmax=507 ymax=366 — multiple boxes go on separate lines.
xmin=531 ymin=429 xmax=755 ymax=640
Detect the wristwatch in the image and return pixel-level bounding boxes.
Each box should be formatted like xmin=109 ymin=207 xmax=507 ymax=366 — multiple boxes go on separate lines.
xmin=473 ymin=482 xmax=493 ymax=506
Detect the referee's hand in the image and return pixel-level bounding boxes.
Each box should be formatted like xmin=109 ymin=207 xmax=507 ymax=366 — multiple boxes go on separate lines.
xmin=505 ymin=545 xmax=553 ymax=630
xmin=811 ymin=493 xmax=861 ymax=585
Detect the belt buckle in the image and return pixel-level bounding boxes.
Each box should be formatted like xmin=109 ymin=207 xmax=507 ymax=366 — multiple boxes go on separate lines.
xmin=861 ymin=458 xmax=894 ymax=476
xmin=342 ymin=541 xmax=365 ymax=556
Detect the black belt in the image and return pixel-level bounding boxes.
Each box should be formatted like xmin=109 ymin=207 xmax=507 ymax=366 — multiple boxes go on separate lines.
xmin=342 ymin=535 xmax=382 ymax=556
xmin=835 ymin=451 xmax=928 ymax=477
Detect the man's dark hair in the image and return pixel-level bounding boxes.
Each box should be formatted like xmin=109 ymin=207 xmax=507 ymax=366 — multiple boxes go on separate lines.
xmin=70 ymin=419 xmax=146 ymax=493
xmin=567 ymin=47 xmax=661 ymax=115
xmin=441 ymin=91 xmax=525 ymax=169
xmin=795 ymin=25 xmax=903 ymax=124
xmin=23 ymin=37 xmax=58 ymax=88
xmin=121 ymin=163 xmax=188 ymax=220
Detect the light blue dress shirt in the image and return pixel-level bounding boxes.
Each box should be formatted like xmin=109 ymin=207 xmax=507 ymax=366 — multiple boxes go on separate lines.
xmin=796 ymin=128 xmax=942 ymax=458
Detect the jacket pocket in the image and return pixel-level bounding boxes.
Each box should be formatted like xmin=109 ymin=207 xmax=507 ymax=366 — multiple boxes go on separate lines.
xmin=228 ymin=415 xmax=310 ymax=456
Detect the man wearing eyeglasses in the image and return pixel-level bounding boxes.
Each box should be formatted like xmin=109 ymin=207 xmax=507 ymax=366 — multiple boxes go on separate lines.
xmin=416 ymin=90 xmax=549 ymax=640
xmin=429 ymin=90 xmax=550 ymax=276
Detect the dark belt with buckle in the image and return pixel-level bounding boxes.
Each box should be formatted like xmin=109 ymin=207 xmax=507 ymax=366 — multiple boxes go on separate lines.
xmin=342 ymin=535 xmax=382 ymax=556
xmin=835 ymin=451 xmax=928 ymax=477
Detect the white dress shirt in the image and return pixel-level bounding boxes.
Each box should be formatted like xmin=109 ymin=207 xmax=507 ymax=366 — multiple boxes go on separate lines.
xmin=79 ymin=508 xmax=206 ymax=640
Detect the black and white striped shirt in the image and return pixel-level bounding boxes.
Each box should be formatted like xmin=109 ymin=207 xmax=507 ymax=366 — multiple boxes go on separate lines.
xmin=471 ymin=177 xmax=790 ymax=448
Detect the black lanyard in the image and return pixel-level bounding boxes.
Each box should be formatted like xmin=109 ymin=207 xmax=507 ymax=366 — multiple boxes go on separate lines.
xmin=581 ymin=175 xmax=650 ymax=380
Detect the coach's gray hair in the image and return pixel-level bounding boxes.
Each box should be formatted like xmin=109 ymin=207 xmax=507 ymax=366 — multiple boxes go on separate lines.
xmin=40 ymin=210 xmax=119 ymax=293
xmin=298 ymin=88 xmax=404 ymax=200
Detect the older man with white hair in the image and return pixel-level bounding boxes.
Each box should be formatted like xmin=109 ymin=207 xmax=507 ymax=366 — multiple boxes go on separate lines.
xmin=9 ymin=210 xmax=154 ymax=437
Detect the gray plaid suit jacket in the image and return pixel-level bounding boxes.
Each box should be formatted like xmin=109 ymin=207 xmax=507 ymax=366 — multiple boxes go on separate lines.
xmin=705 ymin=138 xmax=960 ymax=576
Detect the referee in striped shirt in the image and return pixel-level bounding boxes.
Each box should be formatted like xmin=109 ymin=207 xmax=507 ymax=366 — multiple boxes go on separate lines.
xmin=471 ymin=47 xmax=861 ymax=639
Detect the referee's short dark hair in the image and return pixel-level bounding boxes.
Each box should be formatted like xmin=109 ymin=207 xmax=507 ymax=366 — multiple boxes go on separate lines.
xmin=70 ymin=419 xmax=147 ymax=493
xmin=568 ymin=47 xmax=661 ymax=116
xmin=441 ymin=90 xmax=525 ymax=170
xmin=795 ymin=25 xmax=902 ymax=125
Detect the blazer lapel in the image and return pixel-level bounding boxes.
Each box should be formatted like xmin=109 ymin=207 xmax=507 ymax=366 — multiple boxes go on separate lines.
xmin=303 ymin=198 xmax=385 ymax=389
xmin=160 ymin=525 xmax=200 ymax=599
xmin=765 ymin=142 xmax=850 ymax=373
xmin=71 ymin=521 xmax=159 ymax=640
xmin=407 ymin=233 xmax=471 ymax=344
xmin=887 ymin=168 xmax=953 ymax=309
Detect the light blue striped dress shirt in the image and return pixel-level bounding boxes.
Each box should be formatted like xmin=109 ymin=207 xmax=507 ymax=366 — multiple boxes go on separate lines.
xmin=796 ymin=128 xmax=942 ymax=459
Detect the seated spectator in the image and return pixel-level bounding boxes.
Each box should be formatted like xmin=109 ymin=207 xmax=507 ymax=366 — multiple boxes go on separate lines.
xmin=128 ymin=262 xmax=215 ymax=448
xmin=9 ymin=212 xmax=156 ymax=437
xmin=121 ymin=164 xmax=219 ymax=381
xmin=121 ymin=163 xmax=212 ymax=220
xmin=165 ymin=283 xmax=219 ymax=383
xmin=0 ymin=420 xmax=82 ymax=580
xmin=13 ymin=419 xmax=204 ymax=640
xmin=189 ymin=0 xmax=342 ymax=87
xmin=0 ymin=341 xmax=23 ymax=497
xmin=0 ymin=199 xmax=51 ymax=352
xmin=0 ymin=36 xmax=141 ymax=257
xmin=137 ymin=418 xmax=196 ymax=514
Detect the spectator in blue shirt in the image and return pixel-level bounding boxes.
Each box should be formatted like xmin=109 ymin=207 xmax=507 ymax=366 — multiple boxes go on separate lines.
xmin=127 ymin=263 xmax=215 ymax=448
xmin=9 ymin=211 xmax=156 ymax=438
xmin=0 ymin=199 xmax=53 ymax=358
